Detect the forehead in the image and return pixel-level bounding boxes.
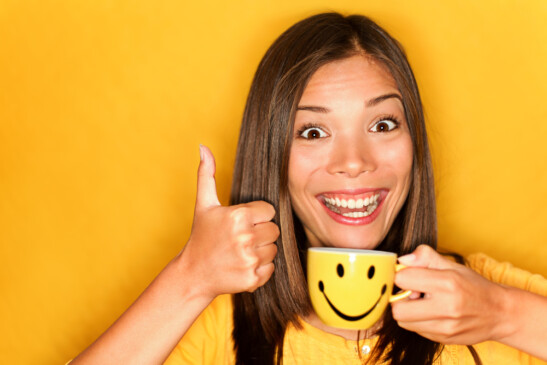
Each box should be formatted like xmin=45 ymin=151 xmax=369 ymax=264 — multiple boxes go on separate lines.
xmin=300 ymin=55 xmax=400 ymax=103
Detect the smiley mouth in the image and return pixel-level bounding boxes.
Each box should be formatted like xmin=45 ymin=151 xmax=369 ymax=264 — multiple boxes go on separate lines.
xmin=319 ymin=281 xmax=387 ymax=321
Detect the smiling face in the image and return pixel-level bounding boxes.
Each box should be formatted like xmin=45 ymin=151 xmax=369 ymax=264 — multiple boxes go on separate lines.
xmin=288 ymin=55 xmax=413 ymax=249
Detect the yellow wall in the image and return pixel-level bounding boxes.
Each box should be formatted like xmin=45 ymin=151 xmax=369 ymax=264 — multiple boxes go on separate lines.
xmin=1 ymin=1 xmax=545 ymax=363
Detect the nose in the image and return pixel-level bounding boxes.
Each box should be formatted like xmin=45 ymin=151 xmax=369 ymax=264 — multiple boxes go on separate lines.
xmin=326 ymin=136 xmax=377 ymax=178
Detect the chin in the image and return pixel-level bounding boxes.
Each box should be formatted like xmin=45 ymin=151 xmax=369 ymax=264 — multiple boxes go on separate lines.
xmin=319 ymin=232 xmax=383 ymax=250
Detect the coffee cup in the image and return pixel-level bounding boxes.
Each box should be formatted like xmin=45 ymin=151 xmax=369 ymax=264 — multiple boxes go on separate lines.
xmin=307 ymin=247 xmax=411 ymax=330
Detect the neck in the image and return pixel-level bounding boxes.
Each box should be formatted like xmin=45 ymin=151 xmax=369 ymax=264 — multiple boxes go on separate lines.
xmin=304 ymin=311 xmax=381 ymax=341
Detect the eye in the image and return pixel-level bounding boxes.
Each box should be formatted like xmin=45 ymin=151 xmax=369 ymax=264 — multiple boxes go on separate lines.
xmin=299 ymin=127 xmax=328 ymax=139
xmin=367 ymin=265 xmax=375 ymax=279
xmin=337 ymin=263 xmax=344 ymax=277
xmin=370 ymin=118 xmax=398 ymax=133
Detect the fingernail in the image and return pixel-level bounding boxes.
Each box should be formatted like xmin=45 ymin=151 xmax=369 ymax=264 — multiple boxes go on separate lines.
xmin=398 ymin=254 xmax=415 ymax=264
xmin=199 ymin=144 xmax=204 ymax=161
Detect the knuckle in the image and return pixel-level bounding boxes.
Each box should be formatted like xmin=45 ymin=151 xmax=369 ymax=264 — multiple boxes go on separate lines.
xmin=230 ymin=206 xmax=251 ymax=225
xmin=442 ymin=273 xmax=460 ymax=292
xmin=452 ymin=293 xmax=465 ymax=315
xmin=246 ymin=272 xmax=260 ymax=289
xmin=267 ymin=204 xmax=276 ymax=218
xmin=264 ymin=245 xmax=278 ymax=263
xmin=446 ymin=292 xmax=466 ymax=319
xmin=257 ymin=199 xmax=274 ymax=211
xmin=438 ymin=322 xmax=453 ymax=337
xmin=233 ymin=231 xmax=253 ymax=249
xmin=446 ymin=302 xmax=460 ymax=319
xmin=262 ymin=202 xmax=277 ymax=220
xmin=269 ymin=223 xmax=281 ymax=241
xmin=244 ymin=254 xmax=259 ymax=269
xmin=441 ymin=321 xmax=460 ymax=340
xmin=415 ymin=244 xmax=432 ymax=255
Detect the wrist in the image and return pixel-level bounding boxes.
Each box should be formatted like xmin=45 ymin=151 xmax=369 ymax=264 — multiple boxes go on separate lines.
xmin=170 ymin=248 xmax=217 ymax=304
xmin=491 ymin=284 xmax=519 ymax=342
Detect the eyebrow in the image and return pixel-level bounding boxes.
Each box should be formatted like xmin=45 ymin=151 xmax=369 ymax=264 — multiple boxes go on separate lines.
xmin=365 ymin=93 xmax=403 ymax=107
xmin=296 ymin=105 xmax=331 ymax=113
xmin=296 ymin=93 xmax=403 ymax=113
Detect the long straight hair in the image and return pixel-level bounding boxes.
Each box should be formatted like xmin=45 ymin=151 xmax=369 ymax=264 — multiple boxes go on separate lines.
xmin=230 ymin=13 xmax=439 ymax=364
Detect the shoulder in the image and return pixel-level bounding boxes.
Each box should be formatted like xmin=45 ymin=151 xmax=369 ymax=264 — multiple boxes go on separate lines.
xmin=439 ymin=342 xmax=547 ymax=365
xmin=466 ymin=253 xmax=547 ymax=296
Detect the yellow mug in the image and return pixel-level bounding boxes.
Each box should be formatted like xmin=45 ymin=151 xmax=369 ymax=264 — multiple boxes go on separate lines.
xmin=307 ymin=247 xmax=411 ymax=330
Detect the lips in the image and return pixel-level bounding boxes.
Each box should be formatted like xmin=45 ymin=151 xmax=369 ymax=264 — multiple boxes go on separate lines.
xmin=317 ymin=190 xmax=386 ymax=224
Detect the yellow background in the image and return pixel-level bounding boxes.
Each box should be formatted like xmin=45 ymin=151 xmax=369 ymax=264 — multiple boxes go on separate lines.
xmin=1 ymin=0 xmax=545 ymax=363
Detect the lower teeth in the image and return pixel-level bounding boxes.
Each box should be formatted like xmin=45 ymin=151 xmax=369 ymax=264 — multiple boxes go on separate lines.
xmin=342 ymin=211 xmax=368 ymax=218
xmin=327 ymin=202 xmax=379 ymax=218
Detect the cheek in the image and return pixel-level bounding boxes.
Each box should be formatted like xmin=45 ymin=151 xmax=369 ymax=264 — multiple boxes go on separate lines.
xmin=288 ymin=146 xmax=323 ymax=192
xmin=381 ymin=136 xmax=413 ymax=183
xmin=287 ymin=146 xmax=328 ymax=235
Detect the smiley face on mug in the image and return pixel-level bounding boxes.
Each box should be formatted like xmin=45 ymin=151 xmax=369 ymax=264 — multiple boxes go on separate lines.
xmin=307 ymin=248 xmax=400 ymax=329
xmin=318 ymin=260 xmax=387 ymax=321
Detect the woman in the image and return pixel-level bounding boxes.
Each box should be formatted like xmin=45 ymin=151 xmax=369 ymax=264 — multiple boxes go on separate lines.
xmin=71 ymin=13 xmax=547 ymax=365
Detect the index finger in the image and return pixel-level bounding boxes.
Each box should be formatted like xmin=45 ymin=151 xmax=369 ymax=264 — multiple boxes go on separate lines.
xmin=242 ymin=200 xmax=276 ymax=224
xmin=395 ymin=267 xmax=456 ymax=293
xmin=392 ymin=298 xmax=448 ymax=322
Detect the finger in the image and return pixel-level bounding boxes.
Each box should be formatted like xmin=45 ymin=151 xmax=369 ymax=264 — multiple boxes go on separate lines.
xmin=253 ymin=262 xmax=275 ymax=289
xmin=395 ymin=267 xmax=456 ymax=293
xmin=396 ymin=319 xmax=462 ymax=344
xmin=391 ymin=295 xmax=450 ymax=322
xmin=252 ymin=221 xmax=280 ymax=247
xmin=241 ymin=200 xmax=276 ymax=224
xmin=255 ymin=242 xmax=278 ymax=263
xmin=398 ymin=244 xmax=457 ymax=270
xmin=409 ymin=291 xmax=422 ymax=300
xmin=196 ymin=145 xmax=221 ymax=209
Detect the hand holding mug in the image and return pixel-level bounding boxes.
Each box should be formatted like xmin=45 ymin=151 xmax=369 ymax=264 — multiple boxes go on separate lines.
xmin=392 ymin=245 xmax=509 ymax=345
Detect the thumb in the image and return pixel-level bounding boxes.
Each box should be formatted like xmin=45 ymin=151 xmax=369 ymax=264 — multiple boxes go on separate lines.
xmin=398 ymin=244 xmax=457 ymax=270
xmin=195 ymin=145 xmax=221 ymax=209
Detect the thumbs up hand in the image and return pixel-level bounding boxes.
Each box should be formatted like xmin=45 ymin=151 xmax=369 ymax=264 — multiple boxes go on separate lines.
xmin=179 ymin=145 xmax=279 ymax=300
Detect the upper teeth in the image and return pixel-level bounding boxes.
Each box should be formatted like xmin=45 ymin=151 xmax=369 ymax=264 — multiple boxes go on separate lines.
xmin=324 ymin=194 xmax=379 ymax=208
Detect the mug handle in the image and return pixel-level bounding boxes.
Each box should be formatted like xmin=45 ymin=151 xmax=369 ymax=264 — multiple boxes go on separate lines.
xmin=388 ymin=264 xmax=412 ymax=303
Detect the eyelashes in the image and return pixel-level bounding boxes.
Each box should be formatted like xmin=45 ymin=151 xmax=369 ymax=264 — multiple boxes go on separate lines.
xmin=370 ymin=114 xmax=400 ymax=132
xmin=296 ymin=123 xmax=327 ymax=139
xmin=295 ymin=115 xmax=402 ymax=139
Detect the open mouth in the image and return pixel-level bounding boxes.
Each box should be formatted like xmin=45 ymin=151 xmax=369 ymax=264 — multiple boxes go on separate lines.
xmin=319 ymin=281 xmax=387 ymax=321
xmin=321 ymin=192 xmax=382 ymax=218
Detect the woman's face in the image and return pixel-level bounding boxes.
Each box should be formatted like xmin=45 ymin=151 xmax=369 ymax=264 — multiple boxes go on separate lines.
xmin=288 ymin=55 xmax=413 ymax=249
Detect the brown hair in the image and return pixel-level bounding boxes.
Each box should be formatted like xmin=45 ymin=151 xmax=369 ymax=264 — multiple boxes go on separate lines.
xmin=231 ymin=12 xmax=442 ymax=364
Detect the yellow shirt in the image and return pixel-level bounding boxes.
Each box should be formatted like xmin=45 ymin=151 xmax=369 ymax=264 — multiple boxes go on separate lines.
xmin=165 ymin=253 xmax=547 ymax=365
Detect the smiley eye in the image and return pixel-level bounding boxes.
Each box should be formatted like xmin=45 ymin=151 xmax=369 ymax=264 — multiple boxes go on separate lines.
xmin=337 ymin=263 xmax=344 ymax=277
xmin=367 ymin=265 xmax=375 ymax=279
